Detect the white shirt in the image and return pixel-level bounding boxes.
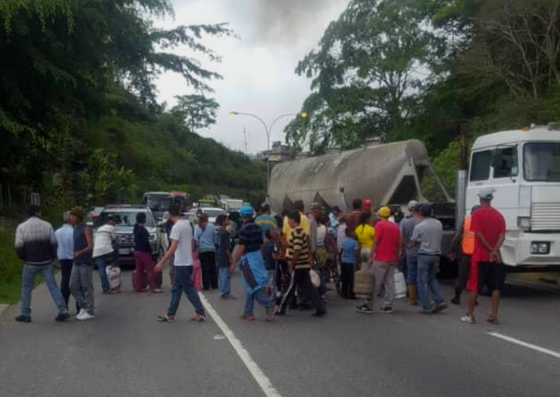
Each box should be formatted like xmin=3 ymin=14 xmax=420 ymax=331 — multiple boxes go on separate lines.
xmin=316 ymin=224 xmax=327 ymax=247
xmin=93 ymin=224 xmax=116 ymax=258
xmin=55 ymin=223 xmax=74 ymax=260
xmin=170 ymin=219 xmax=194 ymax=266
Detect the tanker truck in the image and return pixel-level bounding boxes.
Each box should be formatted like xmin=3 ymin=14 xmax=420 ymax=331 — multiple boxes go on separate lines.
xmin=269 ymin=139 xmax=452 ymax=213
xmin=269 ymin=139 xmax=457 ymax=254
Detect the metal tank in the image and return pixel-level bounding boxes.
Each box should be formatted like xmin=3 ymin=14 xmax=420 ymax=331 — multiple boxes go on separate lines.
xmin=269 ymin=139 xmax=452 ymax=212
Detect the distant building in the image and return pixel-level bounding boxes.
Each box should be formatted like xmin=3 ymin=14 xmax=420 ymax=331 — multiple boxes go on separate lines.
xmin=253 ymin=141 xmax=292 ymax=164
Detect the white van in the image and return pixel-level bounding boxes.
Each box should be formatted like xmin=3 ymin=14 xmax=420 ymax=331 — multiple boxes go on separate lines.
xmin=466 ymin=123 xmax=560 ymax=267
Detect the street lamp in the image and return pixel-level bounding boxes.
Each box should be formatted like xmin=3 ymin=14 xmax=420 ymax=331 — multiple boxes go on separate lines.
xmin=229 ymin=111 xmax=308 ymax=198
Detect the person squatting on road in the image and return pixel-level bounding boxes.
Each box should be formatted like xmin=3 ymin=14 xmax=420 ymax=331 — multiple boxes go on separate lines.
xmin=69 ymin=206 xmax=95 ymax=321
xmin=355 ymin=206 xmax=401 ymax=314
xmin=15 ymin=205 xmax=70 ymax=323
xmin=410 ymin=204 xmax=448 ymax=315
xmin=195 ymin=213 xmax=218 ymax=290
xmin=55 ymin=211 xmax=74 ymax=310
xmin=450 ymin=205 xmax=480 ymax=305
xmin=155 ymin=207 xmax=205 ymax=322
xmin=93 ymin=215 xmax=117 ymax=294
xmin=462 ymin=188 xmax=506 ymax=325
xmin=278 ymin=211 xmax=327 ymax=317
xmin=215 ymin=214 xmax=233 ymax=299
xmin=232 ymin=206 xmax=276 ymax=322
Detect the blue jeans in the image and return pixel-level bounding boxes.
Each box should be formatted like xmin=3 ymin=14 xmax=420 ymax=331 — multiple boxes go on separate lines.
xmin=168 ymin=266 xmax=205 ymax=316
xmin=417 ymin=255 xmax=445 ymax=310
xmin=21 ymin=263 xmax=67 ymax=317
xmin=244 ymin=287 xmax=273 ymax=316
xmin=405 ymin=252 xmax=418 ymax=285
xmin=95 ymin=254 xmax=111 ymax=293
xmin=218 ymin=266 xmax=231 ymax=297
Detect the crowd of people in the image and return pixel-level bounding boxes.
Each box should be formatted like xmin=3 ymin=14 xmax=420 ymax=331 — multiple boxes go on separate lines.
xmin=12 ymin=186 xmax=506 ymax=326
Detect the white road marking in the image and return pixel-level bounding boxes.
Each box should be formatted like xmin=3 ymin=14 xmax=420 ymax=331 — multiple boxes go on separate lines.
xmin=200 ymin=293 xmax=282 ymax=397
xmin=488 ymin=332 xmax=560 ymax=359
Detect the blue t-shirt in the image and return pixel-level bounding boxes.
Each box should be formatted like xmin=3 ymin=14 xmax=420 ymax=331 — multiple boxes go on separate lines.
xmin=341 ymin=238 xmax=359 ymax=265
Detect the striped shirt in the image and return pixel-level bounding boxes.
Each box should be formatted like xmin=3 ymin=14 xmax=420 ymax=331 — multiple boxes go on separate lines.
xmin=287 ymin=227 xmax=311 ymax=269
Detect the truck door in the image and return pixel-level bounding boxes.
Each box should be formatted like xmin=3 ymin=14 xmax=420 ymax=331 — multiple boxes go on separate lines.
xmin=466 ymin=149 xmax=493 ymax=215
xmin=490 ymin=146 xmax=520 ymax=231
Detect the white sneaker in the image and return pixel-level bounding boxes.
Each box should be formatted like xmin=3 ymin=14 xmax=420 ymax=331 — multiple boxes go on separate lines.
xmin=77 ymin=312 xmax=95 ymax=321
xmin=76 ymin=309 xmax=87 ymax=320
xmin=461 ymin=314 xmax=475 ymax=324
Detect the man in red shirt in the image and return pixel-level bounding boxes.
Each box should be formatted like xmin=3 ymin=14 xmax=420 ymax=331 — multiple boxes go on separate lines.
xmin=462 ymin=188 xmax=506 ymax=325
xmin=355 ymin=206 xmax=401 ymax=314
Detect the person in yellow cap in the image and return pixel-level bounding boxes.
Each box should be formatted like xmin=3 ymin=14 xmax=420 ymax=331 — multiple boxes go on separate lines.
xmin=355 ymin=206 xmax=401 ymax=314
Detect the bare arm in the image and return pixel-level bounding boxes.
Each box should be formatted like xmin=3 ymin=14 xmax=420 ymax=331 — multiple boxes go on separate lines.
xmin=75 ymin=227 xmax=93 ymax=258
xmin=231 ymin=244 xmax=246 ymax=271
xmin=475 ymin=231 xmax=494 ymax=253
xmin=155 ymin=239 xmax=178 ymax=271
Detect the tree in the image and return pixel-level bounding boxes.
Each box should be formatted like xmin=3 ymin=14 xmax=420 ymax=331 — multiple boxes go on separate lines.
xmin=172 ymin=95 xmax=219 ymax=133
xmin=287 ymin=0 xmax=443 ymax=153
xmin=0 ymin=0 xmax=234 ymax=203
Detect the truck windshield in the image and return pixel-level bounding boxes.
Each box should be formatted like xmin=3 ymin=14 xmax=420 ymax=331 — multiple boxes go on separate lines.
xmin=94 ymin=211 xmax=156 ymax=228
xmin=524 ymin=143 xmax=560 ymax=182
xmin=146 ymin=195 xmax=172 ymax=211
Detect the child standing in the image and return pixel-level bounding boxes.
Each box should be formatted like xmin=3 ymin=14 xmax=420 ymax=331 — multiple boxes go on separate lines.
xmin=216 ymin=215 xmax=233 ymax=299
xmin=340 ymin=228 xmax=360 ymax=299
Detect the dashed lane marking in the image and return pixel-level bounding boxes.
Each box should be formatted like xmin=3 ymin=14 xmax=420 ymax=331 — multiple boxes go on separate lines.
xmin=200 ymin=293 xmax=282 ymax=397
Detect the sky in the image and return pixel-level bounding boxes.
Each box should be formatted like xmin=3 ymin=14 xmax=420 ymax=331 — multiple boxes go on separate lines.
xmin=155 ymin=0 xmax=350 ymax=154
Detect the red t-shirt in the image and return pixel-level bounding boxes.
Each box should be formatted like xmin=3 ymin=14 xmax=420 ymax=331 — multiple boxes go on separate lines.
xmin=374 ymin=220 xmax=400 ymax=262
xmin=471 ymin=206 xmax=506 ymax=263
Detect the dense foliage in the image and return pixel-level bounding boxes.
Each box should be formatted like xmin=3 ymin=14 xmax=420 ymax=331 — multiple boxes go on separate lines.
xmin=0 ymin=0 xmax=265 ymax=210
xmin=288 ymin=0 xmax=560 ymax=197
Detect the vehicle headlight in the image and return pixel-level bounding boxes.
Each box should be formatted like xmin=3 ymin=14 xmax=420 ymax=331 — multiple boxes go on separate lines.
xmin=530 ymin=243 xmax=538 ymax=254
xmin=517 ymin=217 xmax=531 ymax=229
xmin=530 ymin=242 xmax=550 ymax=255
xmin=149 ymin=233 xmax=157 ymax=242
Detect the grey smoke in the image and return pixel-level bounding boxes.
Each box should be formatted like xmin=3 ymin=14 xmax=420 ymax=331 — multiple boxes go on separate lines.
xmin=224 ymin=0 xmax=347 ymax=45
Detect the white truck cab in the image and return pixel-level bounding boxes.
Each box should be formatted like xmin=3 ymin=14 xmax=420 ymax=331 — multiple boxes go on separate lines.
xmin=466 ymin=124 xmax=560 ymax=267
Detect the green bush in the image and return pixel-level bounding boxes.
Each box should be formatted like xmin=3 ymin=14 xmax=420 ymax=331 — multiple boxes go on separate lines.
xmin=0 ymin=224 xmax=20 ymax=285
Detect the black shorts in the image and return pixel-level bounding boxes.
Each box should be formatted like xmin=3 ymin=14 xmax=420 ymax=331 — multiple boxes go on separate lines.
xmin=477 ymin=262 xmax=506 ymax=292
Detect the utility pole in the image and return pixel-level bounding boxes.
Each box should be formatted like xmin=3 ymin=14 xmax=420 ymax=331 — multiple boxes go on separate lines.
xmin=243 ymin=127 xmax=248 ymax=155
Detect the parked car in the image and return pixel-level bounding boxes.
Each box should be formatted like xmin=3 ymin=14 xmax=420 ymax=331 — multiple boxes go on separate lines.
xmin=93 ymin=205 xmax=163 ymax=266
xmin=196 ymin=207 xmax=226 ymax=224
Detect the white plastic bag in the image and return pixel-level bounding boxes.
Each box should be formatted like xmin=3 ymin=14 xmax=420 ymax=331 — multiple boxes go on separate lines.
xmin=310 ymin=269 xmax=321 ymax=288
xmin=106 ymin=266 xmax=122 ymax=291
xmin=394 ymin=270 xmax=406 ymax=299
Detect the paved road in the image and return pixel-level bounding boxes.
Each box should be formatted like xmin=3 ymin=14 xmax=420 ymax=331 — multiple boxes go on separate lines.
xmin=1 ymin=269 xmax=559 ymax=397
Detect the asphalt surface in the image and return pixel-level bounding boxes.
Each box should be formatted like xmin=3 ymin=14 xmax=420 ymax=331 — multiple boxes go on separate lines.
xmin=1 ymin=268 xmax=559 ymax=397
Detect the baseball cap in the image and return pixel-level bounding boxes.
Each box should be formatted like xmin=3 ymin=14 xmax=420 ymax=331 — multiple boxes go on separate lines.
xmin=418 ymin=204 xmax=432 ymax=217
xmin=362 ymin=199 xmax=372 ymax=207
xmin=477 ymin=187 xmax=495 ymax=200
xmin=239 ymin=205 xmax=253 ymax=217
xmin=377 ymin=206 xmax=391 ymax=218
xmin=407 ymin=200 xmax=418 ymax=211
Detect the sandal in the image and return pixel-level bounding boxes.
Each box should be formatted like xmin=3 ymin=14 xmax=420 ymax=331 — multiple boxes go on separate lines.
xmin=152 ymin=289 xmax=163 ymax=294
xmin=190 ymin=313 xmax=206 ymax=322
xmin=487 ymin=315 xmax=500 ymax=325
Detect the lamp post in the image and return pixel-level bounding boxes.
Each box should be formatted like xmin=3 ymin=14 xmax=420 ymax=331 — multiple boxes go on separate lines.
xmin=229 ymin=111 xmax=308 ymax=198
